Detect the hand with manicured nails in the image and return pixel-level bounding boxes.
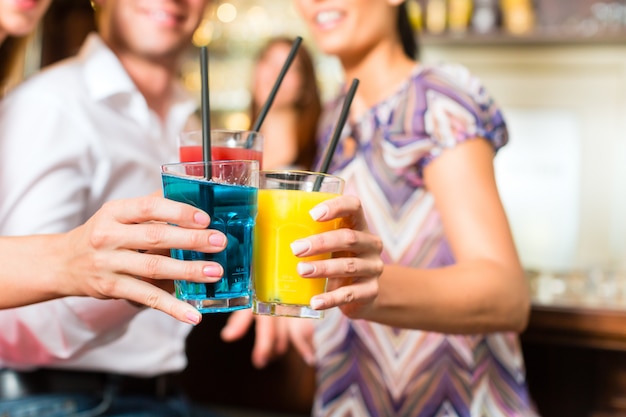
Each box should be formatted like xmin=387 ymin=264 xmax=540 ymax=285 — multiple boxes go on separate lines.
xmin=221 ymin=194 xmax=383 ymax=367
xmin=2 ymin=194 xmax=228 ymax=325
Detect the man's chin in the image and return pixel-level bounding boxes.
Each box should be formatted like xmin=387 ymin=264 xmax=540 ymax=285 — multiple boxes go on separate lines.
xmin=137 ymin=45 xmax=187 ymax=63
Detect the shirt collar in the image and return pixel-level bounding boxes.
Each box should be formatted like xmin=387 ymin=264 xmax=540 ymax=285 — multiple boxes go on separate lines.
xmin=79 ymin=32 xmax=198 ymax=137
xmin=81 ymin=33 xmax=138 ymax=102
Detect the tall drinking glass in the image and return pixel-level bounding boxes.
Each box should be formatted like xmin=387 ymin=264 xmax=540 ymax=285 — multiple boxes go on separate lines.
xmin=253 ymin=170 xmax=344 ymax=319
xmin=161 ymin=160 xmax=259 ymax=313
xmin=179 ymin=129 xmax=264 ymax=168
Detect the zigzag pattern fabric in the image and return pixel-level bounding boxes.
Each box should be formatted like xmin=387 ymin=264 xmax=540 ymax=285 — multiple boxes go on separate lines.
xmin=311 ymin=64 xmax=538 ymax=417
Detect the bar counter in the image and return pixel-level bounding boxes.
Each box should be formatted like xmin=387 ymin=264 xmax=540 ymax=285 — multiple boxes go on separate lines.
xmin=522 ymin=271 xmax=626 ymax=417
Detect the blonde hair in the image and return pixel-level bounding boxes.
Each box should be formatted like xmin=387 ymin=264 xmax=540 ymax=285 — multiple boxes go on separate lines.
xmin=0 ymin=36 xmax=28 ymax=97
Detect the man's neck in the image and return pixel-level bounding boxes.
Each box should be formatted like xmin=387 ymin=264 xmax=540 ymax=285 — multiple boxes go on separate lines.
xmin=116 ymin=51 xmax=179 ymax=122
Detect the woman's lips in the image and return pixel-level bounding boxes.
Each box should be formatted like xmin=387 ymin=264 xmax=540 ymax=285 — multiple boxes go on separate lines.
xmin=315 ymin=9 xmax=344 ymax=30
xmin=142 ymin=7 xmax=184 ymax=28
xmin=13 ymin=0 xmax=40 ymax=11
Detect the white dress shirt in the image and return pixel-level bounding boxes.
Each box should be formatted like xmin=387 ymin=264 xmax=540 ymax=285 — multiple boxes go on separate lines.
xmin=0 ymin=34 xmax=198 ymax=376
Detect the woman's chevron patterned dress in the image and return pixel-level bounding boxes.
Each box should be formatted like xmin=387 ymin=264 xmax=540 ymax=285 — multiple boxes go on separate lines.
xmin=311 ymin=64 xmax=539 ymax=417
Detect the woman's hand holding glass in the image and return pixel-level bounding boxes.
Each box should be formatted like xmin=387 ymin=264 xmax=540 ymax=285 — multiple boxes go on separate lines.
xmin=59 ymin=195 xmax=227 ymax=324
xmin=222 ymin=194 xmax=383 ymax=367
xmin=290 ymin=194 xmax=382 ymax=316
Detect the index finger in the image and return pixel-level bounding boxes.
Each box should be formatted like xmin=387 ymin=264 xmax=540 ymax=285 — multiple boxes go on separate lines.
xmin=310 ymin=195 xmax=368 ymax=230
xmin=108 ymin=276 xmax=203 ymax=325
xmin=104 ymin=196 xmax=211 ymax=229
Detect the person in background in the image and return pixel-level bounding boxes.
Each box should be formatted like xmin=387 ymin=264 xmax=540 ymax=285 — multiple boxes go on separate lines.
xmin=0 ymin=0 xmax=50 ymax=94
xmin=0 ymin=0 xmax=227 ymax=323
xmin=226 ymin=0 xmax=539 ymax=415
xmin=0 ymin=0 xmax=383 ymax=415
xmin=250 ymin=36 xmax=321 ymax=170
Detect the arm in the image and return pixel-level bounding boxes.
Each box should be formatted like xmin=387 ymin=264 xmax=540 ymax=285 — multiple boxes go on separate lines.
xmin=0 ymin=195 xmax=227 ymax=325
xmin=0 ymin=89 xmax=180 ymax=365
xmin=362 ymin=139 xmax=530 ymax=333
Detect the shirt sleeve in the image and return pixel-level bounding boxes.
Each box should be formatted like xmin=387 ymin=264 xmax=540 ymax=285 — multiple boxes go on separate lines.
xmin=0 ymin=78 xmax=141 ymax=367
xmin=417 ymin=64 xmax=509 ymax=176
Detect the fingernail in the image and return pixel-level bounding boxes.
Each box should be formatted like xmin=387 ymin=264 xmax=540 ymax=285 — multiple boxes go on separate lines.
xmin=203 ymin=265 xmax=223 ymax=277
xmin=194 ymin=211 xmax=210 ymax=225
xmin=290 ymin=240 xmax=310 ymax=256
xmin=309 ymin=204 xmax=328 ymax=221
xmin=310 ymin=297 xmax=325 ymax=310
xmin=297 ymin=262 xmax=315 ymax=276
xmin=209 ymin=233 xmax=226 ymax=246
xmin=185 ymin=310 xmax=201 ymax=325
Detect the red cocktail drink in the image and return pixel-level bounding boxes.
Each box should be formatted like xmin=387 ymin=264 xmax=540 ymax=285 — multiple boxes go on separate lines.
xmin=180 ymin=145 xmax=263 ymax=168
xmin=178 ymin=130 xmax=264 ymax=168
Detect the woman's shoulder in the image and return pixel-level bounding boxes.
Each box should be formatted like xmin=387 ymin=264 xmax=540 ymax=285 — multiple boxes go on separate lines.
xmin=417 ymin=62 xmax=477 ymax=86
xmin=413 ymin=62 xmax=508 ymax=152
xmin=414 ymin=62 xmax=493 ymax=103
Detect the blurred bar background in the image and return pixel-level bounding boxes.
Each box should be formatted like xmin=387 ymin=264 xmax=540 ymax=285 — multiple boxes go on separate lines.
xmin=17 ymin=0 xmax=626 ymax=415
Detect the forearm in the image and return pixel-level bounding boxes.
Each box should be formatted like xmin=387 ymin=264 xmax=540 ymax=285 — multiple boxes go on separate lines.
xmin=0 ymin=232 xmax=139 ymax=366
xmin=1 ymin=231 xmax=140 ymax=335
xmin=0 ymin=234 xmax=67 ymax=308
xmin=364 ymin=261 xmax=530 ymax=334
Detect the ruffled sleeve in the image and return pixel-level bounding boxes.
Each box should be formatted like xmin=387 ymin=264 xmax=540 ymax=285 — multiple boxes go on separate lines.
xmin=416 ymin=63 xmax=508 ymax=178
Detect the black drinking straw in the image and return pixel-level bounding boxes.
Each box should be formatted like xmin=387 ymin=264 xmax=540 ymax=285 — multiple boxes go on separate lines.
xmin=199 ymin=46 xmax=215 ymax=297
xmin=250 ymin=36 xmax=303 ymax=133
xmin=200 ymin=46 xmax=212 ymax=163
xmin=313 ymin=78 xmax=360 ymax=191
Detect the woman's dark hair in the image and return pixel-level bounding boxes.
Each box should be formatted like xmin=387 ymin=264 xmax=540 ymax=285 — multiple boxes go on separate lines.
xmin=398 ymin=2 xmax=419 ymax=59
xmin=250 ymin=37 xmax=322 ymax=170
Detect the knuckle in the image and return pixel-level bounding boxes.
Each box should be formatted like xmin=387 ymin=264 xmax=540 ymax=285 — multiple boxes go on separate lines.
xmin=374 ymin=236 xmax=384 ymax=254
xmin=94 ymin=276 xmax=118 ymax=298
xmin=342 ymin=229 xmax=359 ymax=247
xmin=343 ymin=291 xmax=355 ymax=304
xmin=144 ymin=224 xmax=166 ymax=246
xmin=365 ymin=276 xmax=379 ymax=295
xmin=371 ymin=279 xmax=380 ymax=295
xmin=186 ymin=230 xmax=205 ymax=249
xmin=88 ymin=228 xmax=110 ymax=249
xmin=315 ymin=261 xmax=328 ymax=276
xmin=138 ymin=195 xmax=159 ymax=217
xmin=375 ymin=259 xmax=385 ymax=275
xmin=90 ymin=252 xmax=109 ymax=272
xmin=132 ymin=196 xmax=159 ymax=219
xmin=143 ymin=255 xmax=162 ymax=278
xmin=182 ymin=261 xmax=198 ymax=279
xmin=345 ymin=258 xmax=358 ymax=274
xmin=143 ymin=291 xmax=161 ymax=309
xmin=100 ymin=199 xmax=120 ymax=215
xmin=310 ymin=233 xmax=326 ymax=249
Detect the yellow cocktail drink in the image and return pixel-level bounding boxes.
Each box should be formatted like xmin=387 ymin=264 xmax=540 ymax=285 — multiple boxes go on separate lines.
xmin=252 ymin=171 xmax=344 ymax=318
xmin=254 ymin=189 xmax=340 ymax=303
